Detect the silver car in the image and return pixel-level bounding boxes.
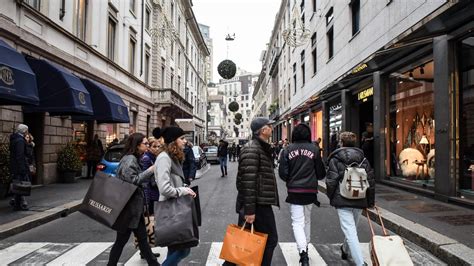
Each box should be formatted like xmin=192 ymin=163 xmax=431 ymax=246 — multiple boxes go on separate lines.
xmin=203 ymin=146 xmax=219 ymax=164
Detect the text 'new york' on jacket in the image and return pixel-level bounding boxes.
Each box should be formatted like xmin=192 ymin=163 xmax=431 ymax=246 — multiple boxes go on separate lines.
xmin=278 ymin=141 xmax=326 ymax=193
xmin=236 ymin=137 xmax=279 ymax=215
xmin=325 ymin=147 xmax=375 ymax=209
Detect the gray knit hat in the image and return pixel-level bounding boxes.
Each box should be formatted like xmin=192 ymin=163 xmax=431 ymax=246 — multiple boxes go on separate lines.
xmin=16 ymin=124 xmax=28 ymax=135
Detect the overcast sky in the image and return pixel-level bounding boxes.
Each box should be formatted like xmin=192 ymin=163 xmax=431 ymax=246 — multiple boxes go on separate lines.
xmin=192 ymin=0 xmax=282 ymax=83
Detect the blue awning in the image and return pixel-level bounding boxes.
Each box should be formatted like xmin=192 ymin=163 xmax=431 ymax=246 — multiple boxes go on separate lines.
xmin=24 ymin=58 xmax=94 ymax=115
xmin=0 ymin=40 xmax=39 ymax=105
xmin=74 ymin=79 xmax=130 ymax=123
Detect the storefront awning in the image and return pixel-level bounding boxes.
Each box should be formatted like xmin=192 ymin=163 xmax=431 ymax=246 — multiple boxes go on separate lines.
xmin=24 ymin=58 xmax=94 ymax=115
xmin=0 ymin=40 xmax=39 ymax=105
xmin=74 ymin=79 xmax=130 ymax=124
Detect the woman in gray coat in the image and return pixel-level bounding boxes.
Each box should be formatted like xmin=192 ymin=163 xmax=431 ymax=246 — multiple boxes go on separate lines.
xmin=155 ymin=127 xmax=196 ymax=266
xmin=108 ymin=133 xmax=159 ymax=266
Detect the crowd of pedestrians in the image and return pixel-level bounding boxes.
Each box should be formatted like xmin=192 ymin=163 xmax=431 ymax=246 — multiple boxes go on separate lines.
xmin=7 ymin=115 xmax=375 ymax=266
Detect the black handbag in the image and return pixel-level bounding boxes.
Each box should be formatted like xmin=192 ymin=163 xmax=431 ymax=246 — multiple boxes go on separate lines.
xmin=154 ymin=195 xmax=199 ymax=248
xmin=191 ymin=186 xmax=201 ymax=226
xmin=10 ymin=181 xmax=32 ymax=196
xmin=79 ymin=171 xmax=137 ymax=228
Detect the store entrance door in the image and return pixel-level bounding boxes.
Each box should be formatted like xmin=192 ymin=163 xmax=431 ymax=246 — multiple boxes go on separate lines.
xmin=358 ymin=99 xmax=374 ymax=166
xmin=23 ymin=112 xmax=44 ymax=184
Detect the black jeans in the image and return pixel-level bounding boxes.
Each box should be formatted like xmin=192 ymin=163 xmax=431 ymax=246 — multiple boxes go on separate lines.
xmin=87 ymin=160 xmax=99 ymax=178
xmin=223 ymin=205 xmax=278 ymax=266
xmin=108 ymin=217 xmax=158 ymax=266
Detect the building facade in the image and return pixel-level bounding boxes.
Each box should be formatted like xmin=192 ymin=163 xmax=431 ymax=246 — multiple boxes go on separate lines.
xmin=199 ymin=23 xmax=213 ymax=85
xmin=0 ymin=0 xmax=208 ymax=184
xmin=254 ymin=0 xmax=474 ymax=205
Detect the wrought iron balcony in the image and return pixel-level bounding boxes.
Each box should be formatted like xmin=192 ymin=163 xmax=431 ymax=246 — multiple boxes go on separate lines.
xmin=152 ymin=88 xmax=193 ymax=117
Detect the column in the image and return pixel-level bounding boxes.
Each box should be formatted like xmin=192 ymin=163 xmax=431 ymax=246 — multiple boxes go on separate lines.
xmin=341 ymin=89 xmax=352 ymax=131
xmin=322 ymin=100 xmax=330 ymax=161
xmin=373 ymin=71 xmax=386 ymax=182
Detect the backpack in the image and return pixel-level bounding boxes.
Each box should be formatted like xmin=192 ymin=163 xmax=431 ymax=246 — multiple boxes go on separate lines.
xmin=339 ymin=158 xmax=369 ymax=199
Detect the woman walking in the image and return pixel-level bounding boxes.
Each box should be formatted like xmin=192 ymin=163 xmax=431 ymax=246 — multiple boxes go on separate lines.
xmin=141 ymin=136 xmax=162 ymax=214
xmin=108 ymin=133 xmax=159 ymax=266
xmin=278 ymin=124 xmax=326 ymax=266
xmin=155 ymin=127 xmax=196 ymax=266
xmin=325 ymin=132 xmax=375 ymax=266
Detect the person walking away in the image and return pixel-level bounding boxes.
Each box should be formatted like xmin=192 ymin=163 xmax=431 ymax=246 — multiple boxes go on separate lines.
xmin=155 ymin=127 xmax=197 ymax=266
xmin=183 ymin=142 xmax=197 ymax=185
xmin=278 ymin=124 xmax=326 ymax=266
xmin=325 ymin=132 xmax=375 ymax=266
xmin=108 ymin=133 xmax=159 ymax=266
xmin=225 ymin=117 xmax=279 ymax=266
xmin=9 ymin=124 xmax=31 ymax=211
xmin=228 ymin=143 xmax=235 ymax=162
xmin=236 ymin=144 xmax=241 ymax=160
xmin=218 ymin=140 xmax=228 ymax=177
xmin=86 ymin=134 xmax=104 ymax=179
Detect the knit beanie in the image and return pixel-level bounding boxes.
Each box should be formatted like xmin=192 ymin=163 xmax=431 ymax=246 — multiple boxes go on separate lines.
xmin=16 ymin=124 xmax=28 ymax=135
xmin=152 ymin=127 xmax=161 ymax=139
xmin=161 ymin=126 xmax=185 ymax=144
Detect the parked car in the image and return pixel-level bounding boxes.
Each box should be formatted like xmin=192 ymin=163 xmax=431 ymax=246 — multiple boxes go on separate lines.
xmin=203 ymin=145 xmax=219 ymax=164
xmin=96 ymin=144 xmax=124 ymax=176
xmin=192 ymin=146 xmax=207 ymax=170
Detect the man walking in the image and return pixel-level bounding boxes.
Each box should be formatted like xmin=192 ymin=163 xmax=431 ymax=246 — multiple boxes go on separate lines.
xmin=278 ymin=123 xmax=326 ymax=265
xmin=229 ymin=117 xmax=279 ymax=266
xmin=218 ymin=139 xmax=228 ymax=177
xmin=9 ymin=124 xmax=31 ymax=211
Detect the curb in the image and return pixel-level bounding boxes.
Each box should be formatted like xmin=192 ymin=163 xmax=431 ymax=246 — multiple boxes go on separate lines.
xmin=317 ymin=181 xmax=474 ymax=266
xmin=0 ymin=199 xmax=83 ymax=240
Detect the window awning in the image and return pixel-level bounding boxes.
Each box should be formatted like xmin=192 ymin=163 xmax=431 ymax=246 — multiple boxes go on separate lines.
xmin=24 ymin=58 xmax=94 ymax=115
xmin=74 ymin=79 xmax=130 ymax=124
xmin=0 ymin=40 xmax=39 ymax=105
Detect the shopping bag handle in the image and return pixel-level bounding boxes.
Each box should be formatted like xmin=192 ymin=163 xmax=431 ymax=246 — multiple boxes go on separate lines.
xmin=365 ymin=206 xmax=388 ymax=237
xmin=240 ymin=222 xmax=254 ymax=234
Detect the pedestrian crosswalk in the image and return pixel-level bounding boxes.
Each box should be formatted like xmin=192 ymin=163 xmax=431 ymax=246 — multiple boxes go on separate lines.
xmin=0 ymin=241 xmax=444 ymax=265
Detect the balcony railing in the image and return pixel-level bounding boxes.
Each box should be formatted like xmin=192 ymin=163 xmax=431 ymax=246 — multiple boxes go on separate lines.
xmin=151 ymin=88 xmax=193 ymax=116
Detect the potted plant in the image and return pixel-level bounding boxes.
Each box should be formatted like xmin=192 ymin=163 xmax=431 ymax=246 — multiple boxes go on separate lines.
xmin=0 ymin=143 xmax=11 ymax=198
xmin=57 ymin=143 xmax=82 ymax=183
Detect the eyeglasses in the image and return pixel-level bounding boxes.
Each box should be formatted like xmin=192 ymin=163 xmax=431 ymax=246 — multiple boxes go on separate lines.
xmin=142 ymin=142 xmax=149 ymax=146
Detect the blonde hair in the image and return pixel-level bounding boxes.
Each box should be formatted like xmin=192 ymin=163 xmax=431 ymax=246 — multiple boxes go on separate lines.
xmin=340 ymin=132 xmax=357 ymax=147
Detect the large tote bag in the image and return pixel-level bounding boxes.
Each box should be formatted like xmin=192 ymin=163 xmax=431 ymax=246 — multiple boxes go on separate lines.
xmin=154 ymin=195 xmax=199 ymax=248
xmin=219 ymin=223 xmax=268 ymax=266
xmin=79 ymin=171 xmax=137 ymax=228
xmin=367 ymin=207 xmax=413 ymax=266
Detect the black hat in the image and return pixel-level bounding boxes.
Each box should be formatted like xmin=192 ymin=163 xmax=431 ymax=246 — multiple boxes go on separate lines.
xmin=161 ymin=127 xmax=185 ymax=144
xmin=292 ymin=123 xmax=311 ymax=142
xmin=250 ymin=117 xmax=274 ymax=135
xmin=152 ymin=127 xmax=161 ymax=139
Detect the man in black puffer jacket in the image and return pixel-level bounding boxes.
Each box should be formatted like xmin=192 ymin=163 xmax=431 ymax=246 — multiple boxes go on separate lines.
xmin=326 ymin=131 xmax=375 ymax=266
xmin=278 ymin=123 xmax=326 ymax=266
xmin=227 ymin=117 xmax=279 ymax=266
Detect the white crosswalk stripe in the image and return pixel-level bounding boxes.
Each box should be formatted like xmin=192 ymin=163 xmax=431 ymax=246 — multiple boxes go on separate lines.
xmin=0 ymin=241 xmax=442 ymax=265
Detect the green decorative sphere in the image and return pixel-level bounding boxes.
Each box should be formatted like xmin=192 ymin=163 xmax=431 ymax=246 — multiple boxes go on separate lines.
xmin=228 ymin=101 xmax=239 ymax=112
xmin=218 ymin=60 xmax=237 ymax=79
xmin=234 ymin=118 xmax=242 ymax=125
xmin=234 ymin=113 xmax=242 ymax=120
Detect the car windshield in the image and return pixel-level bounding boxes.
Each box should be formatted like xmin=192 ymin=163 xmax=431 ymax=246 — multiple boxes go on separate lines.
xmin=204 ymin=146 xmax=217 ymax=153
xmin=104 ymin=148 xmax=124 ymax=162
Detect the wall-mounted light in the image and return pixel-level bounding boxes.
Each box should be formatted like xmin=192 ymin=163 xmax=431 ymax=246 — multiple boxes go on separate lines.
xmin=420 ymin=64 xmax=425 ymax=75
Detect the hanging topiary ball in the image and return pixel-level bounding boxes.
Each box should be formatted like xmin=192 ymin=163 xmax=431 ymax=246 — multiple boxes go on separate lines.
xmin=234 ymin=118 xmax=242 ymax=125
xmin=234 ymin=113 xmax=242 ymax=120
xmin=218 ymin=59 xmax=237 ymax=79
xmin=228 ymin=101 xmax=239 ymax=112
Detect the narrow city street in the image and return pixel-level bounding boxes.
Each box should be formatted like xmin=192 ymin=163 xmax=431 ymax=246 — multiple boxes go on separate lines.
xmin=0 ymin=162 xmax=443 ymax=265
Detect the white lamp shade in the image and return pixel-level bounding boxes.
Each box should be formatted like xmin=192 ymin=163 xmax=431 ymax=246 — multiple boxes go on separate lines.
xmin=420 ymin=135 xmax=429 ymax=144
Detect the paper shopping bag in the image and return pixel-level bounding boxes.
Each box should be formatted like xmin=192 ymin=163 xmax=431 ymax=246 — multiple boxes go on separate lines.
xmin=219 ymin=223 xmax=268 ymax=266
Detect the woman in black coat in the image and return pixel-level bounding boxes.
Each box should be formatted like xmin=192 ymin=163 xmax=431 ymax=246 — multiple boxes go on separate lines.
xmin=108 ymin=133 xmax=159 ymax=266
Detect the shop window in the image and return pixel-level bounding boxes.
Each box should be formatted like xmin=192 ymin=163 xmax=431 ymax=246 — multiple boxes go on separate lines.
xmin=459 ymin=35 xmax=474 ymax=196
xmin=388 ymin=61 xmax=435 ymax=188
xmin=329 ymin=103 xmax=342 ymax=153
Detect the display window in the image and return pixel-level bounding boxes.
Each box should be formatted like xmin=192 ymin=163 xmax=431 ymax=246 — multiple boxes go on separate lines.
xmin=105 ymin=124 xmax=119 ymax=145
xmin=459 ymin=34 xmax=474 ymax=198
xmin=387 ymin=60 xmax=435 ymax=188
xmin=329 ymin=102 xmax=342 ymax=153
xmin=72 ymin=122 xmax=88 ymax=162
xmin=311 ymin=110 xmax=323 ymax=143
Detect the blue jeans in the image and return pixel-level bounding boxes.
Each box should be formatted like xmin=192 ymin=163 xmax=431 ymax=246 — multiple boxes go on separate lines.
xmin=219 ymin=156 xmax=227 ymax=175
xmin=337 ymin=208 xmax=364 ymax=266
xmin=162 ymin=248 xmax=191 ymax=266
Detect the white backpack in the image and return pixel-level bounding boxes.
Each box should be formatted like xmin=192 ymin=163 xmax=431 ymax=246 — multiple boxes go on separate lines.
xmin=339 ymin=158 xmax=369 ymax=199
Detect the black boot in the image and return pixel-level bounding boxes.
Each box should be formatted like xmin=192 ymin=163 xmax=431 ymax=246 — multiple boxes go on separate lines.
xmin=299 ymin=250 xmax=309 ymax=266
xmin=340 ymin=245 xmax=348 ymax=260
xmin=224 ymin=166 xmax=228 ymax=176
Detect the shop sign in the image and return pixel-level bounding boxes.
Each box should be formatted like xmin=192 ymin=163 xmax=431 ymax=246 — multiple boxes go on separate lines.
xmin=358 ymin=87 xmax=373 ymax=102
xmin=0 ymin=66 xmax=14 ymax=86
xmin=330 ymin=103 xmax=342 ymax=111
xmin=78 ymin=92 xmax=86 ymax=105
xmin=351 ymin=63 xmax=367 ymax=74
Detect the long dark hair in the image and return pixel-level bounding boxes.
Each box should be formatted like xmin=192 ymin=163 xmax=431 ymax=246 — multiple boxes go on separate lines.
xmin=123 ymin=133 xmax=146 ymax=159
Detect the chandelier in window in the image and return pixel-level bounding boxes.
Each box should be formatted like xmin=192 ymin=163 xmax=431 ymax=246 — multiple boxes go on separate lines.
xmin=282 ymin=7 xmax=311 ymax=47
